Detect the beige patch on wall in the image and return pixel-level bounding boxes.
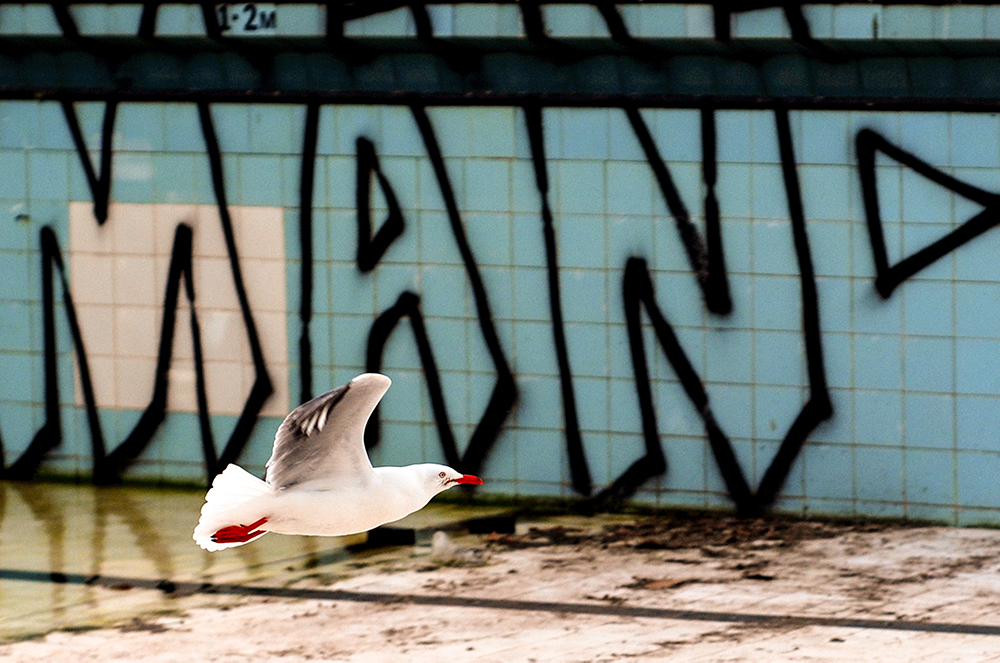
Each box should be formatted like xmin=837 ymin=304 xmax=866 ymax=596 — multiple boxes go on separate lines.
xmin=69 ymin=201 xmax=289 ymax=417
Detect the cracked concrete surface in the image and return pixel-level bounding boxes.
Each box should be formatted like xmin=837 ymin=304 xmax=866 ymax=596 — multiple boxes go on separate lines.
xmin=3 ymin=484 xmax=1000 ymax=661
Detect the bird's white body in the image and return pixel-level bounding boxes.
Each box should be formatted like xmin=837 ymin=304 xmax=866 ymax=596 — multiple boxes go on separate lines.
xmin=193 ymin=374 xmax=482 ymax=551
xmin=205 ymin=466 xmax=439 ymax=538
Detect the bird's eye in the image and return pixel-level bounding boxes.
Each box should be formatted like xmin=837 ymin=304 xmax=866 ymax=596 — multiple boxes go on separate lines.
xmin=438 ymin=471 xmax=446 ymax=478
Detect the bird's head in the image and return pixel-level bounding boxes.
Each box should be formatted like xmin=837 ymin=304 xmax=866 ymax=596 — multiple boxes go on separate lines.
xmin=418 ymin=464 xmax=484 ymax=495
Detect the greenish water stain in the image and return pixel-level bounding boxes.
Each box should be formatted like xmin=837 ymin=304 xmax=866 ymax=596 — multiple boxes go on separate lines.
xmin=0 ymin=479 xmax=505 ymax=642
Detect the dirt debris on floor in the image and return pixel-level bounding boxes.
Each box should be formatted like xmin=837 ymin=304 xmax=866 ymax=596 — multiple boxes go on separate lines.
xmin=5 ymin=514 xmax=1000 ymax=661
xmin=487 ymin=515 xmax=892 ymax=551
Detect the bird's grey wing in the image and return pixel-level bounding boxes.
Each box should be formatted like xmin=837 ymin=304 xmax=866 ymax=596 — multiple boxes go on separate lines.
xmin=265 ymin=373 xmax=391 ymax=490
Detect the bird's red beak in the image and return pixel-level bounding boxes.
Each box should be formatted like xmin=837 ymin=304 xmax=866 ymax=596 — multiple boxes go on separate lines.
xmin=452 ymin=474 xmax=483 ymax=485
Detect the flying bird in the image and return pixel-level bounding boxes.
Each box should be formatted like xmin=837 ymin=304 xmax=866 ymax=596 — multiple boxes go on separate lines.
xmin=194 ymin=373 xmax=483 ymax=551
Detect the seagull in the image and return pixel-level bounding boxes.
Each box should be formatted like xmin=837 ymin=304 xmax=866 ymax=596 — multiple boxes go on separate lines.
xmin=194 ymin=373 xmax=483 ymax=551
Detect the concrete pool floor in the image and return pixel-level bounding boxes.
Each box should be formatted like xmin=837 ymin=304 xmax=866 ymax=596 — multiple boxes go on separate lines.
xmin=3 ymin=481 xmax=1000 ymax=661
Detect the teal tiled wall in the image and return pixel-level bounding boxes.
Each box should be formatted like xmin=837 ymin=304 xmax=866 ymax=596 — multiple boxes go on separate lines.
xmin=3 ymin=3 xmax=1000 ymax=524
xmin=2 ymin=98 xmax=1000 ymax=524
xmin=45 ymin=2 xmax=1000 ymax=40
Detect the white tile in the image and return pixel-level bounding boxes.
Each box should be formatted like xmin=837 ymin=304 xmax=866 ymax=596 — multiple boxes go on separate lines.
xmin=170 ymin=303 xmax=195 ymax=361
xmin=70 ymin=254 xmax=115 ymax=305
xmin=114 ymin=306 xmax=158 ymax=358
xmin=194 ymin=256 xmax=239 ymax=311
xmin=85 ymin=355 xmax=116 ymax=408
xmin=157 ymin=203 xmax=224 ymax=258
xmin=73 ymin=352 xmax=116 ymax=408
xmin=76 ymin=305 xmax=116 ymax=356
xmin=199 ymin=309 xmax=251 ymax=362
xmin=241 ymin=258 xmax=287 ymax=312
xmin=205 ymin=360 xmax=249 ymax=414
xmin=115 ymin=356 xmax=156 ymax=409
xmin=153 ymin=203 xmax=198 ymax=256
xmin=69 ymin=201 xmax=113 ymax=254
xmin=109 ymin=202 xmax=156 ymax=254
xmin=251 ymin=362 xmax=289 ymax=417
xmin=114 ymin=255 xmax=157 ymax=307
xmin=152 ymin=254 xmax=171 ymax=303
xmin=230 ymin=206 xmax=284 ymax=259
xmin=70 ymin=201 xmax=289 ymax=418
xmin=166 ymin=364 xmax=199 ymax=412
xmin=190 ymin=205 xmax=229 ymax=259
xmin=255 ymin=310 xmax=289 ymax=382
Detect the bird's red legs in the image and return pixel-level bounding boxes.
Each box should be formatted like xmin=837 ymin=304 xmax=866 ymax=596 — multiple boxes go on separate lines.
xmin=212 ymin=517 xmax=268 ymax=544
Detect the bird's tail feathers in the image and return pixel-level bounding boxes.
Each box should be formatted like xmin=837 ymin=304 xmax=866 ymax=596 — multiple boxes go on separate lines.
xmin=193 ymin=464 xmax=274 ymax=552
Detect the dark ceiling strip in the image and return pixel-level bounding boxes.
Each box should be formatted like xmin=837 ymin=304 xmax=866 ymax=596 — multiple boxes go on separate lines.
xmin=0 ymin=41 xmax=999 ymax=107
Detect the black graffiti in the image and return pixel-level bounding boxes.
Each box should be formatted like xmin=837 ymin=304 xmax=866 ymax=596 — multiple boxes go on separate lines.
xmin=62 ymin=101 xmax=116 ymax=225
xmin=195 ymin=101 xmax=274 ymax=472
xmin=0 ymin=3 xmax=993 ymax=513
xmin=363 ymin=106 xmax=518 ymax=479
xmin=0 ymin=98 xmax=990 ymax=513
xmin=40 ymin=1 xmax=883 ymax=52
xmin=0 ymin=97 xmax=990 ymax=516
xmin=711 ymin=1 xmax=825 ymax=49
xmin=523 ymin=104 xmax=590 ymax=496
xmin=0 ymin=103 xmax=275 ymax=484
xmin=366 ymin=292 xmax=457 ymax=461
xmin=356 ymin=137 xmax=405 ymax=273
xmin=5 ymin=224 xmax=218 ymax=485
xmin=298 ymin=103 xmax=320 ymax=404
xmin=100 ymin=224 xmax=216 ymax=485
xmin=4 ymin=227 xmax=102 ymax=480
xmin=1 ymin=0 xmax=992 ymax=113
xmin=598 ymin=109 xmax=831 ymax=514
xmin=761 ymin=108 xmax=832 ymax=509
xmin=613 ymin=256 xmax=733 ymax=506
xmin=625 ymin=106 xmax=732 ymax=316
xmin=857 ymin=128 xmax=1000 ymax=299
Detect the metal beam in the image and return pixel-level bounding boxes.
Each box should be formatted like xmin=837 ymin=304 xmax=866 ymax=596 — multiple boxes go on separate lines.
xmin=1 ymin=36 xmax=999 ymax=108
